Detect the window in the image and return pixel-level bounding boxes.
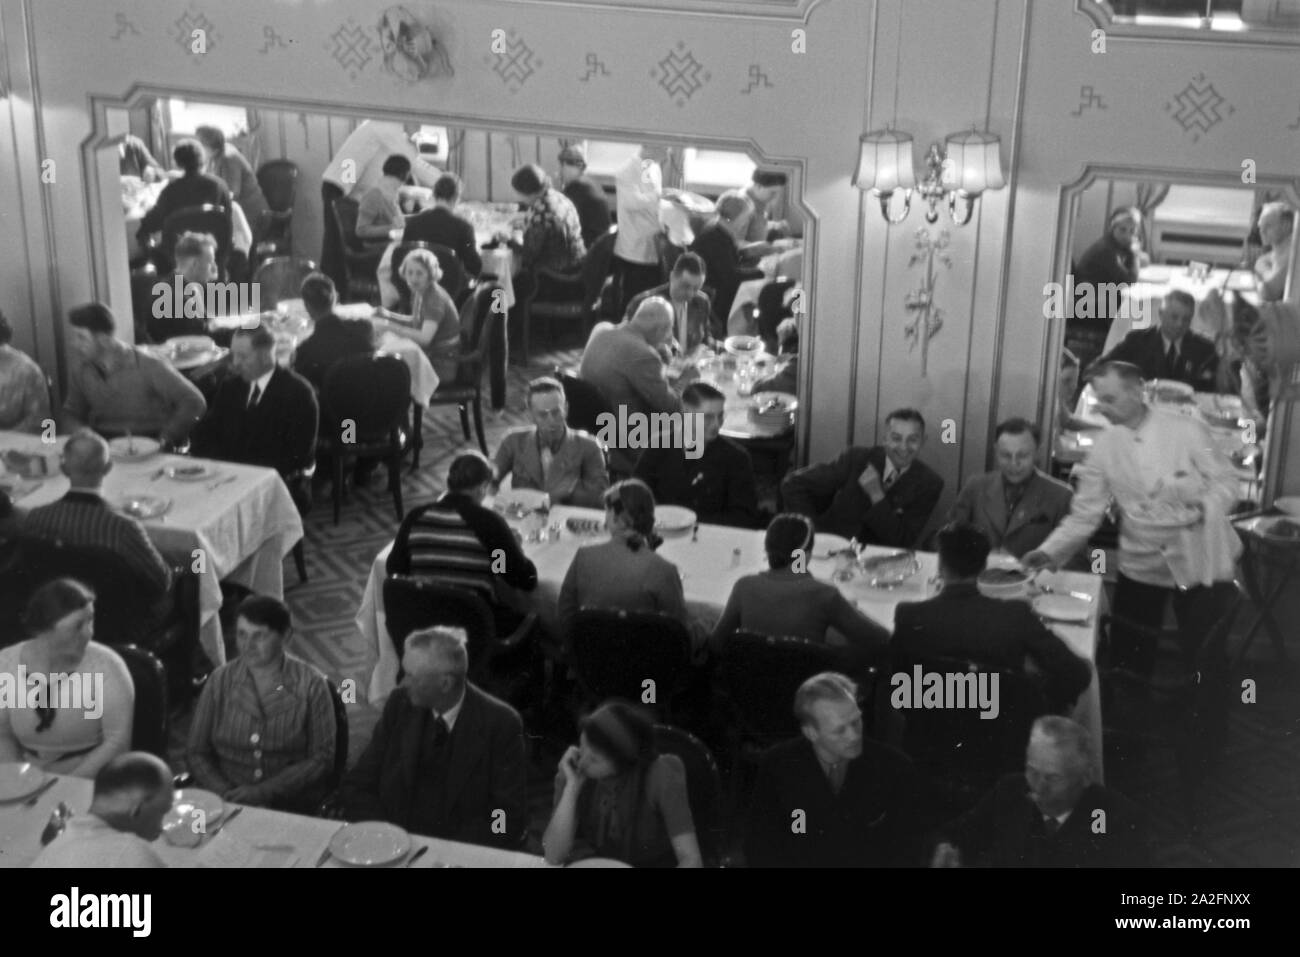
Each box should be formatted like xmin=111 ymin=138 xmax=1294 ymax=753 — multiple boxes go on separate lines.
xmin=165 ymin=99 xmax=249 ymax=137
xmin=682 ymin=148 xmax=755 ymax=194
xmin=583 ymin=140 xmax=642 ymax=177
xmin=1106 ymin=0 xmax=1300 ymax=31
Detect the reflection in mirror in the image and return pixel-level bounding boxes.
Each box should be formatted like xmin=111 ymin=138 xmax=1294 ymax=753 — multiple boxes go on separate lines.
xmin=1046 ymin=169 xmax=1300 ymax=506
xmin=1082 ymin=0 xmax=1300 ymax=37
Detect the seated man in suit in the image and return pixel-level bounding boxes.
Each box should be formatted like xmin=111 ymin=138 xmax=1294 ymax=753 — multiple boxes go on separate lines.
xmin=579 ymin=297 xmax=695 ymax=477
xmin=191 ymin=322 xmax=318 ymax=481
xmin=894 ymin=522 xmax=1091 ymax=712
xmin=340 ymin=627 xmax=529 ymax=849
xmin=633 ymin=382 xmax=759 ymax=528
xmin=292 ymin=272 xmax=375 ymax=392
xmin=22 ymin=429 xmax=172 ymax=595
xmin=782 ymin=407 xmax=943 ymax=547
xmin=623 ymin=252 xmax=720 ymax=355
xmin=32 ymin=752 xmax=173 ymax=868
xmin=932 ymin=715 xmax=1151 ymax=867
xmin=494 ymin=376 xmax=608 ymax=508
xmin=401 ymin=172 xmax=483 ymax=278
xmin=746 ymin=672 xmax=924 ymax=867
xmin=1099 ymin=289 xmax=1217 ymax=392
xmin=147 ymin=231 xmax=217 ymax=343
xmin=947 ymin=417 xmax=1073 ymax=559
xmin=388 ymin=451 xmax=538 ymax=634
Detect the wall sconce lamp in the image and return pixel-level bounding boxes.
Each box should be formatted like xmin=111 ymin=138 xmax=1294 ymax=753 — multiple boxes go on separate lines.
xmin=853 ymin=126 xmax=1005 ymax=226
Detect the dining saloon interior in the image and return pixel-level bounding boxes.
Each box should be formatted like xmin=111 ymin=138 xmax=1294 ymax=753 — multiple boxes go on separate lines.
xmin=0 ymin=0 xmax=1297 ymax=872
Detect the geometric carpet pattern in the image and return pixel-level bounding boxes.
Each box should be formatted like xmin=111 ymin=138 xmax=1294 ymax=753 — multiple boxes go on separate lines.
xmin=170 ymin=343 xmax=1300 ymax=866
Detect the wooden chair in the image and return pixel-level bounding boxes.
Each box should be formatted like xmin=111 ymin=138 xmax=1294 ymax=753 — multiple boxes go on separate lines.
xmin=254 ymin=159 xmax=299 ymax=260
xmin=331 ymin=198 xmax=385 ymax=303
xmin=252 ymin=256 xmax=318 ymax=310
xmin=116 ymin=644 xmax=169 ymax=757
xmin=569 ymin=609 xmax=693 ymax=722
xmin=423 ymin=283 xmax=502 ymax=455
xmin=653 ymin=724 xmax=727 ymax=867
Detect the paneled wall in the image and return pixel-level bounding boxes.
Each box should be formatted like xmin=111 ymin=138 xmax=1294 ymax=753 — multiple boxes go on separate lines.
xmin=0 ymin=0 xmax=1297 ymax=506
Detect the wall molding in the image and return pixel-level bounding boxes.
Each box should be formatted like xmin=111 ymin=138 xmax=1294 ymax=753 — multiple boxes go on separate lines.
xmin=497 ymin=0 xmax=823 ymax=21
xmin=1075 ymin=0 xmax=1300 ymax=48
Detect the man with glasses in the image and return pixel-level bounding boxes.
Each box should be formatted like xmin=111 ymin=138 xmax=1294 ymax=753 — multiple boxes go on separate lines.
xmin=494 ymin=376 xmax=608 ymax=508
xmin=341 ymin=627 xmax=528 ymax=849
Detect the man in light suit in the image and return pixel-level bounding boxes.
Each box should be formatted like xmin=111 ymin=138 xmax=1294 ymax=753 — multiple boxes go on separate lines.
xmin=494 ymin=376 xmax=608 ymax=508
xmin=947 ymin=417 xmax=1073 ymax=559
xmin=623 ymin=252 xmax=720 ymax=354
xmin=341 ymin=627 xmax=529 ymax=849
xmin=781 ymin=408 xmax=943 ymax=548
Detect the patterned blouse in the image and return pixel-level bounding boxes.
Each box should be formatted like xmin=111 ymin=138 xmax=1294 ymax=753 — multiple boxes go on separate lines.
xmin=0 ymin=345 xmax=50 ymax=433
xmin=521 ymin=188 xmax=586 ymax=273
xmin=186 ymin=654 xmax=336 ymax=809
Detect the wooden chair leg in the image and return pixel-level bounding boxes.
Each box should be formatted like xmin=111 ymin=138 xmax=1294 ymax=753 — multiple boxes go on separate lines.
xmin=332 ymin=453 xmax=345 ymax=525
xmin=472 ymin=395 xmax=487 ymax=454
xmin=458 ymin=404 xmax=471 ymax=441
xmin=410 ymin=404 xmax=424 ymax=473
xmin=292 ymin=541 xmax=307 ymax=584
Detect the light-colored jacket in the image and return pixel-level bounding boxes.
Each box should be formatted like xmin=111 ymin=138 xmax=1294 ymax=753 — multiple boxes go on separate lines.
xmin=494 ymin=426 xmax=609 ymax=508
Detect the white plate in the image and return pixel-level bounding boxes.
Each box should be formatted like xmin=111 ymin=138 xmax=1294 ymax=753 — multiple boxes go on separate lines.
xmin=1250 ymin=515 xmax=1300 ymax=543
xmin=749 ymin=392 xmax=798 ymax=415
xmin=494 ymin=488 xmax=549 ymax=513
xmin=329 ymin=821 xmax=411 ymax=867
xmin=1032 ymin=594 xmax=1092 ymax=624
xmin=1149 ymin=378 xmax=1194 ymax=398
xmin=109 ymin=436 xmax=161 ymax=461
xmin=568 ymin=857 xmax=633 ymax=868
xmin=0 ymin=762 xmax=52 ymax=802
xmin=1273 ymin=496 xmax=1300 ymax=519
xmin=116 ymin=494 xmax=171 ymax=520
xmin=171 ymin=348 xmax=227 ymax=371
xmin=166 ymin=335 xmax=216 ymax=356
xmin=1125 ymin=503 xmax=1202 ymax=530
xmin=165 ymin=463 xmax=216 ymax=482
xmin=810 ymin=533 xmax=851 ymax=560
xmin=858 ymin=550 xmax=920 ymax=587
xmin=654 ymin=505 xmax=697 ymax=533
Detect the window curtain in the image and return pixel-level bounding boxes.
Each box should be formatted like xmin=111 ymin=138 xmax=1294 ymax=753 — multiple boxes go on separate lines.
xmin=149 ymin=99 xmax=168 ymax=164
xmin=1134 ymin=180 xmax=1171 ymax=249
xmin=445 ymin=127 xmax=466 ymax=179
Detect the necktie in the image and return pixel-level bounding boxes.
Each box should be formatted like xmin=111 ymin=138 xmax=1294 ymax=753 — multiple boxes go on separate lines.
xmin=540 ymin=443 xmax=554 ymax=483
xmin=247 ymin=383 xmax=261 ymax=410
xmin=431 ymin=715 xmax=449 ymax=747
xmin=1042 ymin=816 xmax=1061 ymax=836
xmin=676 ymin=301 xmax=689 ymax=351
xmin=883 ymin=469 xmax=897 ymax=491
xmin=1165 ymin=341 xmax=1178 ymax=375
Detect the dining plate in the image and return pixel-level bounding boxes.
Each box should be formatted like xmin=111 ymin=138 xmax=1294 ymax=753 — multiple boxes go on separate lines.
xmin=654 ymin=505 xmax=697 ymax=534
xmin=858 ymin=550 xmax=920 ymax=587
xmin=171 ymin=348 xmax=227 ymax=371
xmin=166 ymin=335 xmax=216 ymax=356
xmin=1124 ymin=501 xmax=1202 ymax=530
xmin=329 ymin=821 xmax=411 ymax=867
xmin=723 ymin=335 xmax=763 ymax=358
xmin=0 ymin=762 xmax=52 ymax=802
xmin=493 ymin=488 xmax=549 ymax=514
xmin=116 ymin=494 xmax=171 ymax=520
xmin=810 ymin=533 xmax=851 ymax=560
xmin=165 ymin=462 xmax=216 ymax=482
xmin=1250 ymin=515 xmax=1300 ymax=543
xmin=568 ymin=857 xmax=633 ymax=868
xmin=1032 ymin=594 xmax=1092 ymax=624
xmin=108 ymin=436 xmax=161 ymax=461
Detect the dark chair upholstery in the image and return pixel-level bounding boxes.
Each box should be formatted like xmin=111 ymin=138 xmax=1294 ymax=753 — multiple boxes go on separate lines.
xmin=331 ymin=198 xmax=384 ymax=304
xmin=326 ymin=678 xmax=349 ymax=790
xmin=391 ymin=241 xmax=470 ymax=308
xmin=555 ymin=367 xmax=613 ymax=435
xmin=754 ymin=278 xmax=798 ymax=355
xmin=252 ymin=256 xmax=319 ymax=310
xmin=425 ymin=283 xmax=503 ymax=455
xmin=652 ymin=724 xmax=726 ymax=867
xmin=158 ymin=204 xmax=232 ymax=279
xmin=1100 ymin=580 xmax=1242 ymax=826
xmin=317 ymin=353 xmax=411 ymax=523
xmin=129 ymin=262 xmax=160 ymax=344
xmin=254 ymin=159 xmax=299 ymax=259
xmin=381 ymin=576 xmax=537 ymax=697
xmin=586 ymin=229 xmax=621 ymax=323
xmin=569 ymin=609 xmax=693 ymax=721
xmin=116 ymin=644 xmax=168 ymax=758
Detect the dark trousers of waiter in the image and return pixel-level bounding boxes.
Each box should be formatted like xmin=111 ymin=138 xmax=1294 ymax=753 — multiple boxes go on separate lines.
xmin=611 ymin=256 xmax=663 ymax=317
xmin=320 ymin=182 xmax=346 ymax=292
xmin=1108 ymin=574 xmax=1229 ymax=679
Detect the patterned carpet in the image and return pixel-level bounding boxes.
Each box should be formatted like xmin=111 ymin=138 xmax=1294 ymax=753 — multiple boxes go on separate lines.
xmin=167 ymin=343 xmax=1299 ymax=866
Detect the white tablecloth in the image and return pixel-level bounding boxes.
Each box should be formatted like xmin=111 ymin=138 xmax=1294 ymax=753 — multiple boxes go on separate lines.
xmin=2 ymin=432 xmax=303 ymax=667
xmin=0 ymin=774 xmax=551 ymax=869
xmin=728 ymin=242 xmax=803 ymax=330
xmin=359 ymin=505 xmax=1104 ymax=773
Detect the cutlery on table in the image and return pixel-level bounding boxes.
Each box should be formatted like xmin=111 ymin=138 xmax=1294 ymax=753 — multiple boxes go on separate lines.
xmin=207 ymin=475 xmax=238 ymax=492
xmin=23 ymin=778 xmax=58 ymax=808
xmin=1034 ymin=581 xmax=1095 ymax=603
xmin=148 ymin=466 xmax=167 ymax=481
xmin=203 ymin=805 xmax=243 ymax=841
xmin=405 ymin=846 xmax=429 ymax=867
xmin=315 ymin=822 xmax=348 ymax=867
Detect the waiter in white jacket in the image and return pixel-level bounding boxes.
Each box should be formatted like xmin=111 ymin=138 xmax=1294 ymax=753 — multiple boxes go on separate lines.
xmin=1024 ymin=360 xmax=1241 ymax=677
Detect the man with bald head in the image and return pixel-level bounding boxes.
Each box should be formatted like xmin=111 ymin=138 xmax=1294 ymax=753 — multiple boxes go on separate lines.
xmin=33 ymin=752 xmax=173 ymax=867
xmin=931 ymin=716 xmax=1150 ymax=867
xmin=21 ymin=428 xmax=172 ymax=593
xmin=579 ymin=296 xmax=696 ymax=476
xmin=341 ymin=627 xmax=529 ymax=849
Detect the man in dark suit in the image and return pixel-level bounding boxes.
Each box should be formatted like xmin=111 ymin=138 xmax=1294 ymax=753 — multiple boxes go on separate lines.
xmin=746 ymin=672 xmax=925 ymax=867
xmin=634 ymin=381 xmax=760 ymax=528
xmin=494 ymin=376 xmax=608 ymax=508
xmin=932 ymin=715 xmax=1151 ymax=867
xmin=136 ymin=139 xmax=232 ymax=251
xmin=557 ymin=145 xmax=612 ymax=248
xmin=292 ymin=273 xmax=375 ymax=392
xmin=341 ymin=627 xmax=529 ymax=849
xmin=400 ymin=172 xmax=483 ymax=278
xmin=1099 ymin=289 xmax=1218 ymax=391
xmin=191 ymin=322 xmax=318 ymax=479
xmin=623 ymin=252 xmax=720 ymax=353
xmin=894 ymin=522 xmax=1092 ymax=712
xmin=782 ymin=408 xmax=944 ymax=547
xmin=947 ymin=417 xmax=1073 ymax=559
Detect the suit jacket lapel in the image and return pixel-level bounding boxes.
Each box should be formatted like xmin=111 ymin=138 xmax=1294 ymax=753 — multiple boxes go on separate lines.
xmin=982 ymin=474 xmax=1010 ymax=536
xmin=517 ymin=432 xmax=543 ymax=487
xmin=441 ymin=686 xmax=484 ymax=811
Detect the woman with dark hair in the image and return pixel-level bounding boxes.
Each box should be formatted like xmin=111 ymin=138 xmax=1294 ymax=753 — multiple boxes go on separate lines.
xmin=708 ymin=513 xmax=888 ymax=658
xmin=186 ymin=594 xmax=336 ymax=811
xmin=0 ymin=308 xmax=51 ymax=433
xmin=509 ymin=162 xmax=585 ymax=274
xmin=1069 ymin=206 xmax=1147 ymax=370
xmin=193 ymin=124 xmax=262 ymax=214
xmin=543 ymin=699 xmax=700 ymax=867
xmin=0 ymin=579 xmax=134 ymax=777
xmin=556 ymin=479 xmax=691 ymax=641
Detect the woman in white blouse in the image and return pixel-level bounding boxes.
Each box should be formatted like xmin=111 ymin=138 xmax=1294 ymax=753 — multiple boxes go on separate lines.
xmin=0 ymin=579 xmax=134 ymax=777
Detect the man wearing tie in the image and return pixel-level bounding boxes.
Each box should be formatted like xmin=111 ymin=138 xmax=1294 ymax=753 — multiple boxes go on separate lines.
xmin=623 ymin=253 xmax=721 ymax=355
xmin=493 ymin=376 xmax=608 ymax=508
xmin=191 ymin=323 xmax=318 ymax=483
xmin=781 ymin=408 xmax=944 ymax=547
xmin=1099 ymin=290 xmax=1218 ymax=391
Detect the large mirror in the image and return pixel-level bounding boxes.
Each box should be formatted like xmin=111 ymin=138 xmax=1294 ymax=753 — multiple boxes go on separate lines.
xmin=1079 ymin=0 xmax=1300 ymax=44
xmin=1042 ymin=165 xmax=1300 ymax=505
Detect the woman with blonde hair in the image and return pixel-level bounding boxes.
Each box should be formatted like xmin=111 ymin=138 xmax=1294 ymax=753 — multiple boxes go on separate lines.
xmin=386 ymin=246 xmax=461 ymax=381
